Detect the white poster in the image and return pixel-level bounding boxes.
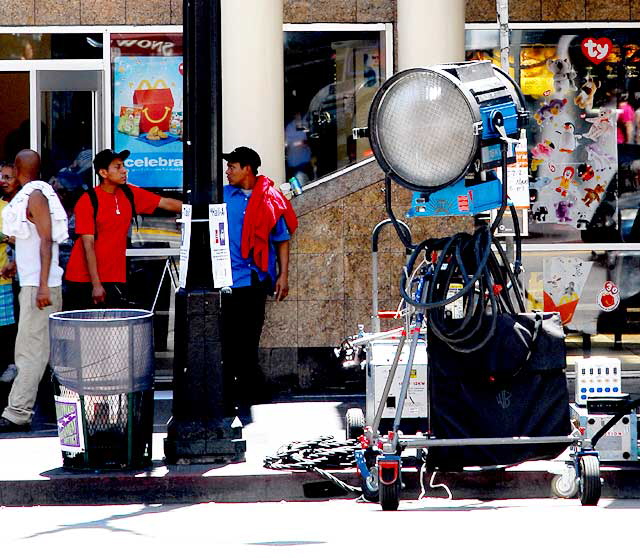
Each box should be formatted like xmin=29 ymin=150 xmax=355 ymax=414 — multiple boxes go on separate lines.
xmin=208 ymin=203 xmax=233 ymax=288
xmin=499 ymin=129 xmax=530 ymax=209
xmin=178 ymin=204 xmax=192 ymax=289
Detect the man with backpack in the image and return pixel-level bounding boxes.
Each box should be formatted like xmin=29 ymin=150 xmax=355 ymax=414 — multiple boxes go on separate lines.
xmin=64 ymin=149 xmax=182 ymax=309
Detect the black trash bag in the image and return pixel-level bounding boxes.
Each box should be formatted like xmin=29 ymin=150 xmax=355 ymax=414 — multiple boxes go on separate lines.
xmin=427 ymin=312 xmax=572 ymax=470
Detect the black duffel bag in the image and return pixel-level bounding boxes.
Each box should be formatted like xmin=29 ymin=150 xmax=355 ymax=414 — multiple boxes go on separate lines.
xmin=426 ymin=311 xmax=572 ymax=470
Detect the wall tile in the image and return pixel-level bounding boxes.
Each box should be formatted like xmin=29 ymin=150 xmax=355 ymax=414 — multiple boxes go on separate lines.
xmin=633 ymin=0 xmax=640 ymax=19
xmin=344 ymin=250 xmax=393 ymax=301
xmin=36 ymin=0 xmax=81 ymax=24
xmin=510 ymin=0 xmax=542 ymax=21
xmin=0 ymin=0 xmax=35 ymax=24
xmin=296 ymin=200 xmax=343 ymax=254
xmin=356 ymin=0 xmax=394 ymax=22
xmin=307 ymin=0 xmax=356 ymax=22
xmin=343 ymin=181 xmax=386 ymax=209
xmin=126 ymin=0 xmax=171 ymax=24
xmin=81 ymin=0 xmax=125 ymax=24
xmin=284 ymin=0 xmax=311 ymax=23
xmin=283 ymin=253 xmax=298 ymax=301
xmin=261 ymin=300 xmax=298 ymax=348
xmin=344 ymin=205 xmax=388 ymax=237
xmin=298 ymin=300 xmax=345 ymax=346
xmin=170 ymin=0 xmax=183 ymax=24
xmin=259 ymin=348 xmax=298 ymax=384
xmin=297 ymin=253 xmax=345 ymax=300
xmin=542 ymin=0 xmax=586 ymax=21
xmin=466 ymin=0 xmax=495 ymax=22
xmin=586 ymin=0 xmax=630 ymax=20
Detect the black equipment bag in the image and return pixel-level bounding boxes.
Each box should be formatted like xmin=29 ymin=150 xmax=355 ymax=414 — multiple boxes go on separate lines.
xmin=426 ymin=312 xmax=572 ymax=470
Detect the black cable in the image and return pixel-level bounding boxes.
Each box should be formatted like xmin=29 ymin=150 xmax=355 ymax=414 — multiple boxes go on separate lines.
xmin=389 ymin=137 xmax=526 ymax=353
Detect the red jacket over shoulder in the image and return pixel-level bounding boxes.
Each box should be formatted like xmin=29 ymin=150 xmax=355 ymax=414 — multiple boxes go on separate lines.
xmin=241 ymin=175 xmax=298 ymax=272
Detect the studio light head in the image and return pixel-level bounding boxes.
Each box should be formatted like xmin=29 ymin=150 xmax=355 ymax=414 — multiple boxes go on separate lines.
xmin=362 ymin=61 xmax=528 ymax=203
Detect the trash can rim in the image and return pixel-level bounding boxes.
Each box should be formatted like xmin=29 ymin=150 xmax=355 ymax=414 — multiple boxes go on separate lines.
xmin=50 ymin=308 xmax=154 ymax=323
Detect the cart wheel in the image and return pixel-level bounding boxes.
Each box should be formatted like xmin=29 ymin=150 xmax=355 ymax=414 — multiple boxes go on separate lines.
xmin=579 ymin=455 xmax=601 ymax=506
xmin=551 ymin=472 xmax=578 ymax=499
xmin=379 ymin=477 xmax=400 ymax=511
xmin=360 ymin=465 xmax=379 ymax=502
xmin=345 ymin=408 xmax=365 ymax=440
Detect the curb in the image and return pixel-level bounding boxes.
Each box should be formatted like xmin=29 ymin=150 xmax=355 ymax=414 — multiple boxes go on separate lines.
xmin=2 ymin=466 xmax=640 ymax=507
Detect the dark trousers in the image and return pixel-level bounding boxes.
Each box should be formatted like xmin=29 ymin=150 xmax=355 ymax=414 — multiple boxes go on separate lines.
xmin=0 ymin=323 xmax=17 ymax=371
xmin=63 ymin=281 xmax=129 ymax=311
xmin=220 ymin=276 xmax=269 ymax=412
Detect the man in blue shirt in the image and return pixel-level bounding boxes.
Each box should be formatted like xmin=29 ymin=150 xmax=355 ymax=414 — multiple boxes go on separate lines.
xmin=221 ymin=147 xmax=296 ymax=418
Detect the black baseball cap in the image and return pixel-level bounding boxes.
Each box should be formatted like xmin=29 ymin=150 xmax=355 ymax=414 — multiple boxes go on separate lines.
xmin=93 ymin=149 xmax=130 ymax=174
xmin=222 ymin=146 xmax=261 ymax=172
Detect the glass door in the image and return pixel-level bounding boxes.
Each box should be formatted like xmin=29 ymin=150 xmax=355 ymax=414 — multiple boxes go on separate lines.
xmin=36 ymin=70 xmax=103 ymax=217
xmin=35 ymin=69 xmax=104 ymax=268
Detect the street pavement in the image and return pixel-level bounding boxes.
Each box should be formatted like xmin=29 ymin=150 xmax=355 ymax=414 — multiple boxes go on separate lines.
xmin=3 ymin=498 xmax=640 ymax=554
xmin=2 ymin=376 xmax=640 ymax=506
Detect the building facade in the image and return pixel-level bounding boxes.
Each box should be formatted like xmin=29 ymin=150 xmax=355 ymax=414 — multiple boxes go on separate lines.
xmin=1 ymin=0 xmax=638 ymax=393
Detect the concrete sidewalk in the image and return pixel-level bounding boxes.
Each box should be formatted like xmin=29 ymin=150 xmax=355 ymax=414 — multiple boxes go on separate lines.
xmin=2 ymin=392 xmax=640 ymax=506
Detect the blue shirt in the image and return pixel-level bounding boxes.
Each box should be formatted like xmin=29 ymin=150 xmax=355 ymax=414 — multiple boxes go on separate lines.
xmin=223 ymin=184 xmax=290 ymax=288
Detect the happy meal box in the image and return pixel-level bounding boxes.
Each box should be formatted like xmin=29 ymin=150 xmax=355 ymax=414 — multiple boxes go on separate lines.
xmin=133 ymin=79 xmax=174 ymax=134
xmin=543 ymin=257 xmax=593 ymax=325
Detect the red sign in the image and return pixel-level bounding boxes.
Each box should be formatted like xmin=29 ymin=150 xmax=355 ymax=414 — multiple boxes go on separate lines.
xmin=581 ymin=37 xmax=613 ymax=65
xmin=111 ymin=34 xmax=183 ymax=57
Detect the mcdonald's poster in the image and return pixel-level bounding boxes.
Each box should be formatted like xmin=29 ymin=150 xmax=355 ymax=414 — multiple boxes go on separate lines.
xmin=113 ymin=56 xmax=183 ymax=189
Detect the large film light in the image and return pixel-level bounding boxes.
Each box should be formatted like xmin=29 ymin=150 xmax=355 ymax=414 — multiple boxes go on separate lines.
xmin=367 ymin=61 xmax=528 ymax=200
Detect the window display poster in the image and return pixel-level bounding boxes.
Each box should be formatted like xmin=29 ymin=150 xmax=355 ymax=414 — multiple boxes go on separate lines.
xmin=113 ymin=56 xmax=183 ymax=189
xmin=525 ymin=35 xmax=618 ymax=232
xmin=543 ymin=256 xmax=593 ymax=326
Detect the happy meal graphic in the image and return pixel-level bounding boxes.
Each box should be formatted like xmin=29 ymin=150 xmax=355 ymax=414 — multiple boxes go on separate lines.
xmin=527 ymin=36 xmax=618 ymax=230
xmin=543 ymin=257 xmax=593 ymax=325
xmin=597 ymin=280 xmax=620 ymax=312
xmin=113 ymin=56 xmax=183 ymax=188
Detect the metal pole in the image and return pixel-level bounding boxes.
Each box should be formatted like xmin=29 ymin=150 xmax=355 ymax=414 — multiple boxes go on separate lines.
xmin=164 ymin=0 xmax=245 ymax=464
xmin=497 ymin=0 xmax=510 ymax=73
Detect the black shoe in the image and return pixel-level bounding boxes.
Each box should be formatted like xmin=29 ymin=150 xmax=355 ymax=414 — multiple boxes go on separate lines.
xmin=0 ymin=417 xmax=31 ymax=433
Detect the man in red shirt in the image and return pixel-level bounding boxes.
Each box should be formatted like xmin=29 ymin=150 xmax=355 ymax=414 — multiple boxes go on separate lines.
xmin=64 ymin=149 xmax=182 ymax=309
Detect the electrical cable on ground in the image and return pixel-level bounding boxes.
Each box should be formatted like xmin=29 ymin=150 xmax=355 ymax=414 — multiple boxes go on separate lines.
xmin=263 ymin=436 xmax=363 ymax=494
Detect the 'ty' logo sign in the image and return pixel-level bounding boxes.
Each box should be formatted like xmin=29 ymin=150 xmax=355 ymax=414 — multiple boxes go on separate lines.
xmin=581 ymin=38 xmax=613 ymax=65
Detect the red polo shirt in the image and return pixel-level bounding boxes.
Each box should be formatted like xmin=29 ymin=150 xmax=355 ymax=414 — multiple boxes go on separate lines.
xmin=65 ymin=185 xmax=161 ymax=283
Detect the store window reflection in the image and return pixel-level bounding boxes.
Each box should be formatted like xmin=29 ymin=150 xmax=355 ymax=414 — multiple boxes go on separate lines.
xmin=466 ymin=30 xmax=640 ymax=244
xmin=284 ymin=31 xmax=385 ymax=188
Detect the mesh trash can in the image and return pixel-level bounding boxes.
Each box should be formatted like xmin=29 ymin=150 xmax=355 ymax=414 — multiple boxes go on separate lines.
xmin=49 ymin=309 xmax=155 ymax=470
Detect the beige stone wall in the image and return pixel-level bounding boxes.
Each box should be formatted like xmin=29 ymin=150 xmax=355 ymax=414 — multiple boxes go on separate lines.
xmin=467 ymin=0 xmax=638 ymax=22
xmin=0 ymin=0 xmax=183 ymax=25
xmin=261 ymin=161 xmax=473 ymax=353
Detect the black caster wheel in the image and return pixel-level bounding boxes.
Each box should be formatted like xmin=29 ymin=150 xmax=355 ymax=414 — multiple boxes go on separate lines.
xmin=579 ymin=455 xmax=601 ymax=506
xmin=379 ymin=478 xmax=400 ymax=511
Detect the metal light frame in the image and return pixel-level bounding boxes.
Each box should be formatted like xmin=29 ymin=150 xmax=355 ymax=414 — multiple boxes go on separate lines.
xmin=368 ymin=61 xmax=527 ymax=195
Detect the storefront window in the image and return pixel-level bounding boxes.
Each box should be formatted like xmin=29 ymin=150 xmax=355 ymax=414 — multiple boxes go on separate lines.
xmin=0 ymin=33 xmax=102 ymax=59
xmin=522 ymin=249 xmax=640 ymax=371
xmin=284 ymin=29 xmax=386 ymax=188
xmin=466 ymin=29 xmax=640 ymax=245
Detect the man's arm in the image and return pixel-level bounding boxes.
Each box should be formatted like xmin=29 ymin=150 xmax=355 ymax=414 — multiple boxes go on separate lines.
xmin=157 ymin=197 xmax=183 ymax=213
xmin=274 ymin=240 xmax=290 ymax=302
xmin=27 ymin=190 xmax=53 ymax=309
xmin=81 ymin=235 xmax=106 ymax=305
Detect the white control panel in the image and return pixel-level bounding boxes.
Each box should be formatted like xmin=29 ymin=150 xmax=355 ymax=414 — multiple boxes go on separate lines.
xmin=574 ymin=357 xmax=622 ymax=406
